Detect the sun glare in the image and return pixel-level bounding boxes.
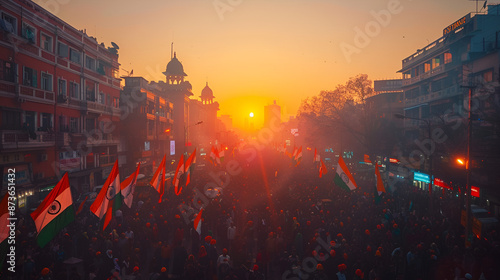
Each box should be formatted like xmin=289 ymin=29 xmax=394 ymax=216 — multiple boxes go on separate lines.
xmin=249 ymin=112 xmax=254 ymax=118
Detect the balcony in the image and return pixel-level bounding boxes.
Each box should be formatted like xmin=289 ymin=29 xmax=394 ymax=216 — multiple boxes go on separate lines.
xmin=0 ymin=130 xmax=55 ymax=150
xmin=87 ymin=133 xmax=120 ymax=146
xmin=56 ymin=132 xmax=70 ymax=146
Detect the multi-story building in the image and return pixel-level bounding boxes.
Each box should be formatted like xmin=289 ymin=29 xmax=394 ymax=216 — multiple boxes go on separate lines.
xmin=398 ymin=5 xmax=500 ymax=206
xmin=120 ymin=77 xmax=173 ymax=175
xmin=0 ymin=0 xmax=121 ymax=211
xmin=189 ymin=82 xmax=219 ymax=148
xmin=370 ymin=79 xmax=404 ymax=120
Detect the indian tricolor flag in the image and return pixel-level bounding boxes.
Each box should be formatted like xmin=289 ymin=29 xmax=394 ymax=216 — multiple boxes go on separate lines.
xmin=30 ymin=173 xmax=75 ymax=248
xmin=173 ymin=154 xmax=185 ymax=195
xmin=185 ymin=149 xmax=196 ymax=186
xmin=121 ymin=163 xmax=141 ymax=208
xmin=294 ymin=146 xmax=303 ymax=165
xmin=0 ymin=193 xmax=11 ymax=269
xmin=194 ymin=208 xmax=203 ymax=235
xmin=218 ymin=145 xmax=225 ymax=163
xmin=374 ymin=164 xmax=386 ymax=204
xmin=150 ymin=155 xmax=166 ymax=203
xmin=334 ymin=156 xmax=358 ymax=191
xmin=90 ymin=160 xmax=121 ymax=230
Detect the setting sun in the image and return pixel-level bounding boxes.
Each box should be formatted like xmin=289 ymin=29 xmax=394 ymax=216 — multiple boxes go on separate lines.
xmin=249 ymin=112 xmax=254 ymax=118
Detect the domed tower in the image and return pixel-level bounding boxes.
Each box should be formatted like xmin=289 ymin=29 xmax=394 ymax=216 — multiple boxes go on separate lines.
xmin=161 ymin=52 xmax=193 ymax=156
xmin=200 ymin=82 xmax=215 ymax=104
xmin=163 ymin=52 xmax=187 ymax=85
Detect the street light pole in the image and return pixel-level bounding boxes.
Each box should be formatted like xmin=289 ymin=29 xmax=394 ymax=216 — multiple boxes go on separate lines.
xmin=184 ymin=121 xmax=203 ymax=155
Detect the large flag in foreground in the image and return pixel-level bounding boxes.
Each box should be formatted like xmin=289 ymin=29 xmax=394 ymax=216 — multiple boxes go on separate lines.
xmin=173 ymin=154 xmax=185 ymax=195
xmin=334 ymin=156 xmax=358 ymax=191
xmin=194 ymin=208 xmax=203 ymax=235
xmin=185 ymin=149 xmax=196 ymax=186
xmin=0 ymin=193 xmax=10 ymax=269
xmin=90 ymin=160 xmax=121 ymax=230
xmin=122 ymin=163 xmax=141 ymax=208
xmin=150 ymin=156 xmax=166 ymax=203
xmin=31 ymin=173 xmax=75 ymax=247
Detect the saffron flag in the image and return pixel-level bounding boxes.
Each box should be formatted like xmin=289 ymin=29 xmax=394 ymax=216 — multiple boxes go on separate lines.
xmin=291 ymin=146 xmax=298 ymax=159
xmin=185 ymin=149 xmax=196 ymax=186
xmin=121 ymin=163 xmax=141 ymax=208
xmin=31 ymin=173 xmax=75 ymax=247
xmin=150 ymin=156 xmax=166 ymax=203
xmin=374 ymin=164 xmax=386 ymax=204
xmin=194 ymin=208 xmax=203 ymax=235
xmin=75 ymin=196 xmax=88 ymax=215
xmin=319 ymin=159 xmax=328 ymax=178
xmin=173 ymin=154 xmax=185 ymax=195
xmin=90 ymin=160 xmax=122 ymax=230
xmin=375 ymin=164 xmax=386 ymax=194
xmin=0 ymin=193 xmax=11 ymax=269
xmin=314 ymin=148 xmax=321 ymax=163
xmin=334 ymin=156 xmax=358 ymax=191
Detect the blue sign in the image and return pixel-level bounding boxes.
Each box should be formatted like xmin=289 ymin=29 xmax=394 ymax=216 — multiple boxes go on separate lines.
xmin=413 ymin=171 xmax=430 ymax=183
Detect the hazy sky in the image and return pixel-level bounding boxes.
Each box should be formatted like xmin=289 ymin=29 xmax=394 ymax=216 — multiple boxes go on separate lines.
xmin=34 ymin=0 xmax=480 ymax=128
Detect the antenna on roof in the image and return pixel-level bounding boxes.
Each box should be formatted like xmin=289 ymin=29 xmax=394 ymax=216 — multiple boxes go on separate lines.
xmin=171 ymin=42 xmax=174 ymax=59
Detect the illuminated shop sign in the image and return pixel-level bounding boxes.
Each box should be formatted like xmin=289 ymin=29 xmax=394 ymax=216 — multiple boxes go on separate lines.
xmin=413 ymin=171 xmax=430 ymax=183
xmin=443 ymin=14 xmax=470 ymax=36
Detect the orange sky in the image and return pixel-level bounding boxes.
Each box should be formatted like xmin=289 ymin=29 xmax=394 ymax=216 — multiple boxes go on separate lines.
xmin=34 ymin=0 xmax=479 ymax=129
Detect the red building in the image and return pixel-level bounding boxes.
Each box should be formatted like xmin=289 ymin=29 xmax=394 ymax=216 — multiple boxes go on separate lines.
xmin=0 ymin=0 xmax=121 ymax=211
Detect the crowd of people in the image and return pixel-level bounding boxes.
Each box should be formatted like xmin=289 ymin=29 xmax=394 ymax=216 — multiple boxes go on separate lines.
xmin=2 ymin=148 xmax=500 ymax=280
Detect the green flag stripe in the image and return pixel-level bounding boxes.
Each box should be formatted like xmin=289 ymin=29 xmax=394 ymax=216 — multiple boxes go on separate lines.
xmin=334 ymin=174 xmax=351 ymax=191
xmin=37 ymin=206 xmax=75 ymax=248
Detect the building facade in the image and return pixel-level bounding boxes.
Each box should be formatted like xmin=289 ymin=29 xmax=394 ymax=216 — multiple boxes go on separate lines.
xmin=398 ymin=5 xmax=500 ymax=207
xmin=0 ymin=0 xmax=121 ymax=211
xmin=120 ymin=77 xmax=173 ymax=175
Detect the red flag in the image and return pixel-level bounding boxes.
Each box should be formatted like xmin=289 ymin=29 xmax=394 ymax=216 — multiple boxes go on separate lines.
xmin=173 ymin=155 xmax=185 ymax=195
xmin=375 ymin=164 xmax=386 ymax=194
xmin=76 ymin=196 xmax=88 ymax=215
xmin=194 ymin=208 xmax=203 ymax=235
xmin=364 ymin=154 xmax=372 ymax=164
xmin=150 ymin=156 xmax=166 ymax=203
xmin=319 ymin=159 xmax=328 ymax=178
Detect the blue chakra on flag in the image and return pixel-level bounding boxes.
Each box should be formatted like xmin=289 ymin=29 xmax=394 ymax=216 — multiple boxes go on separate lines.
xmin=48 ymin=200 xmax=61 ymax=215
xmin=341 ymin=173 xmax=349 ymax=184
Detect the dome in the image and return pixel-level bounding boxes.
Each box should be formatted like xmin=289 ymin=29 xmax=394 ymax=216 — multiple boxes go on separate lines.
xmin=201 ymin=82 xmax=214 ymax=98
xmin=164 ymin=52 xmax=187 ymax=76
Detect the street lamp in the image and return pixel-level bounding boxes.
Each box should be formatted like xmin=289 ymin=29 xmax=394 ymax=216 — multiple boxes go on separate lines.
xmin=394 ymin=113 xmax=434 ymax=204
xmin=184 ymin=121 xmax=203 ymax=155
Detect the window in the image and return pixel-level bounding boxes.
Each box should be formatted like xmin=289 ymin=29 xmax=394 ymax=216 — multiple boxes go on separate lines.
xmin=58 ymin=79 xmax=66 ymax=96
xmin=23 ymin=67 xmax=37 ymax=87
xmin=424 ymin=62 xmax=431 ymax=72
xmin=432 ymin=58 xmax=440 ymax=69
xmin=107 ymin=94 xmax=111 ymax=106
xmin=98 ymin=92 xmax=105 ymax=104
xmin=70 ymin=49 xmax=81 ymax=64
xmin=1 ymin=110 xmax=21 ymax=130
xmin=69 ymin=117 xmax=78 ymax=133
xmin=85 ymin=56 xmax=95 ymax=71
xmin=69 ymin=81 xmax=80 ymax=99
xmin=40 ymin=113 xmax=52 ymax=131
xmin=22 ymin=22 xmax=35 ymax=43
xmin=1 ymin=13 xmax=17 ymax=34
xmin=483 ymin=71 xmax=493 ymax=83
xmin=444 ymin=53 xmax=452 ymax=64
xmin=58 ymin=42 xmax=68 ymax=57
xmin=0 ymin=60 xmax=15 ymax=82
xmin=41 ymin=72 xmax=53 ymax=91
xmin=86 ymin=117 xmax=96 ymax=131
xmin=97 ymin=60 xmax=106 ymax=75
xmin=41 ymin=33 xmax=52 ymax=52
xmin=113 ymin=97 xmax=119 ymax=108
xmin=86 ymin=83 xmax=95 ymax=101
xmin=59 ymin=115 xmax=68 ymax=132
